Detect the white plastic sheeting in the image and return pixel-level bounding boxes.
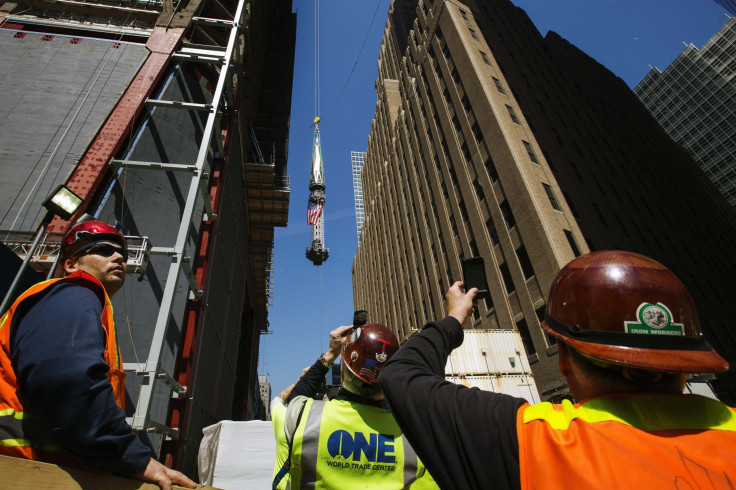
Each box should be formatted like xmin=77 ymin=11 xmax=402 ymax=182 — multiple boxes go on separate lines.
xmin=446 ymin=374 xmax=540 ymax=404
xmin=198 ymin=420 xmax=275 ymax=489
xmin=446 ymin=330 xmax=532 ymax=375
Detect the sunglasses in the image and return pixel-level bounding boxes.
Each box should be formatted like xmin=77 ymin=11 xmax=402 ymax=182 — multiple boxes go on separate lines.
xmin=76 ymin=243 xmax=129 ymax=262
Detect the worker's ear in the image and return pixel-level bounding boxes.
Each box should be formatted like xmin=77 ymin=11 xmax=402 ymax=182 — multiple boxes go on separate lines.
xmin=63 ymin=257 xmax=80 ymax=276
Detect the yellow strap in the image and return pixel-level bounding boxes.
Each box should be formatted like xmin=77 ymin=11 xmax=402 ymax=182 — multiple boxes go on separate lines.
xmin=0 ymin=438 xmax=63 ymax=451
xmin=0 ymin=409 xmax=28 ymax=419
xmin=524 ymin=395 xmax=736 ymax=432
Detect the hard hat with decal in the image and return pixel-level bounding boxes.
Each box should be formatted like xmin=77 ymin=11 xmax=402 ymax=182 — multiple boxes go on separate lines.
xmin=341 ymin=323 xmax=399 ymax=395
xmin=60 ymin=221 xmax=127 ymax=259
xmin=542 ymin=250 xmax=728 ymax=373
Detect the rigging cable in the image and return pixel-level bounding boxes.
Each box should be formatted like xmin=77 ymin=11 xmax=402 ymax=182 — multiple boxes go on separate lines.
xmin=320 ymin=0 xmax=383 ymax=121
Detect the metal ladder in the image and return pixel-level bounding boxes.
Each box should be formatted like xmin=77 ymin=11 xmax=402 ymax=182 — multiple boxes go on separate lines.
xmin=113 ymin=1 xmax=246 ymax=440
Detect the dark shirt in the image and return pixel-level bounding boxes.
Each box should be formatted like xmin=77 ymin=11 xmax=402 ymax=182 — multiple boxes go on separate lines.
xmin=379 ymin=316 xmax=525 ymax=490
xmin=10 ymin=280 xmax=151 ymax=475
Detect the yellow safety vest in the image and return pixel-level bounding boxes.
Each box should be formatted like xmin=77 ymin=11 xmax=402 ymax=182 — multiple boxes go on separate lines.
xmin=285 ymin=397 xmax=436 ymax=489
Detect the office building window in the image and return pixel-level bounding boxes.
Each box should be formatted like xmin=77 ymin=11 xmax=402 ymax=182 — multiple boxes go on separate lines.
xmin=461 ymin=94 xmax=472 ymax=113
xmin=522 ymin=140 xmax=539 ymax=163
xmin=485 ymin=156 xmax=499 ymax=182
xmin=486 ymin=218 xmax=499 ymax=246
xmin=480 ymin=51 xmax=491 ymax=65
xmin=535 ymin=305 xmax=557 ymax=346
xmin=500 ymin=200 xmax=516 ymax=229
xmin=473 ymin=178 xmax=485 ymax=201
xmin=472 ymin=122 xmax=483 ymax=143
xmin=493 ymin=77 xmax=505 ymax=94
xmin=516 ymin=318 xmax=536 ymax=356
xmin=459 ymin=201 xmax=469 ymax=222
xmin=516 ymin=245 xmax=535 ymax=279
xmin=564 ymin=230 xmax=581 ymax=257
xmin=499 ymin=262 xmax=515 ymax=294
xmin=469 ymin=28 xmax=479 ymax=41
xmin=543 ymin=183 xmax=561 ymax=211
xmin=506 ymin=105 xmax=520 ymax=124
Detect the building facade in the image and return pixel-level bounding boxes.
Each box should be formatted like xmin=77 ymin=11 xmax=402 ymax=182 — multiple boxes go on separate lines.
xmin=635 ymin=18 xmax=736 ymax=208
xmin=0 ymin=0 xmax=295 ymax=474
xmin=353 ymin=0 xmax=736 ymax=402
xmin=714 ymin=0 xmax=736 ymax=16
xmin=352 ymin=151 xmax=367 ymax=238
xmin=258 ymin=375 xmax=272 ymax=420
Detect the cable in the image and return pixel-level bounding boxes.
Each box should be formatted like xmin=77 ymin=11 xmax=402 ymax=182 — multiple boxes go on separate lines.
xmin=321 ymin=0 xmax=383 ymax=121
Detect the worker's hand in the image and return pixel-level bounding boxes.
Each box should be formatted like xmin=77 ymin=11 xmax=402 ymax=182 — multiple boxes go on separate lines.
xmin=136 ymin=458 xmax=197 ymax=490
xmin=324 ymin=325 xmax=354 ymax=364
xmin=447 ymin=281 xmax=477 ymax=326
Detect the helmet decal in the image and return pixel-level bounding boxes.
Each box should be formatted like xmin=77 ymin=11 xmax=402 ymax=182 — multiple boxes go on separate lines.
xmin=625 ymin=303 xmax=684 ymax=336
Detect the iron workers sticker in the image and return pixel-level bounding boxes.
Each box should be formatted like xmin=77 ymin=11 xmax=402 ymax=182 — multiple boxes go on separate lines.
xmin=624 ymin=302 xmax=685 ymax=336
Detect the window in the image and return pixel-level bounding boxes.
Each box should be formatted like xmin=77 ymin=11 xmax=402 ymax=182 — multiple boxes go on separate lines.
xmin=493 ymin=77 xmax=505 ymax=94
xmin=451 ymin=68 xmax=460 ymax=84
xmin=486 ymin=218 xmax=499 ymax=246
xmin=516 ymin=318 xmax=536 ymax=356
xmin=459 ymin=8 xmax=469 ymax=21
xmin=564 ymin=230 xmax=581 ymax=257
xmin=449 ymin=167 xmax=459 ymax=188
xmin=459 ymin=201 xmax=469 ymax=222
xmin=473 ymin=178 xmax=485 ymax=201
xmin=522 ymin=140 xmax=539 ymax=163
xmin=485 ymin=156 xmax=499 ymax=182
xmin=452 ymin=115 xmax=461 ymax=133
xmin=516 ymin=245 xmax=535 ymax=279
xmin=469 ymin=28 xmax=479 ymax=41
xmin=450 ymin=215 xmax=458 ymax=236
xmin=499 ymin=200 xmax=516 ymax=229
xmin=499 ymin=262 xmax=515 ymax=294
xmin=543 ymin=183 xmax=561 ymax=211
xmin=480 ymin=51 xmax=491 ymax=65
xmin=461 ymin=94 xmax=472 ymax=113
xmin=461 ymin=144 xmax=472 ymax=164
xmin=506 ymin=105 xmax=520 ymax=124
xmin=472 ymin=122 xmax=483 ymax=143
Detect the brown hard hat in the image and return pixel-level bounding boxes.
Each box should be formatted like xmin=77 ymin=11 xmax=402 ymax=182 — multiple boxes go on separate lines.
xmin=341 ymin=323 xmax=399 ymax=385
xmin=542 ymin=250 xmax=728 ymax=373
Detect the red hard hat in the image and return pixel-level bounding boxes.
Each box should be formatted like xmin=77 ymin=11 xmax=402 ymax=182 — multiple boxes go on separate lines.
xmin=60 ymin=221 xmax=126 ymax=258
xmin=341 ymin=323 xmax=399 ymax=386
xmin=542 ymin=250 xmax=728 ymax=373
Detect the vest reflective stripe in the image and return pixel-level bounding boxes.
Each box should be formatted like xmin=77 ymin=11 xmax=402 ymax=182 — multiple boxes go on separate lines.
xmin=300 ymin=398 xmax=324 ymax=488
xmin=0 ymin=271 xmax=125 ymax=460
xmin=401 ymin=432 xmax=418 ymax=487
xmin=517 ymin=394 xmax=736 ymax=490
xmin=290 ymin=398 xmax=430 ymax=489
xmin=523 ymin=394 xmax=736 ymax=431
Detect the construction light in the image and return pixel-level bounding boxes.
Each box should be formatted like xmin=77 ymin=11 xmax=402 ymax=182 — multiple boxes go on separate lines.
xmin=42 ymin=185 xmax=83 ymax=221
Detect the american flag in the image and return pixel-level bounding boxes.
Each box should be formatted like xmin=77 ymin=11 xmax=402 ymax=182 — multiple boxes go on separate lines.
xmin=307 ymin=198 xmax=324 ymax=225
xmin=359 ymin=359 xmax=379 ymax=384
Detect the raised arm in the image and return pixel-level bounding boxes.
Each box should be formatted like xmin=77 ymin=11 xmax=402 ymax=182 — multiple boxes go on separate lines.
xmin=379 ymin=282 xmax=525 ymax=490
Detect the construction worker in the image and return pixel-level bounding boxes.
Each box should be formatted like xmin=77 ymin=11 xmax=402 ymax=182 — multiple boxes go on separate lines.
xmin=0 ymin=221 xmax=195 ymax=490
xmin=379 ymin=250 xmax=736 ymax=490
xmin=272 ymin=324 xmax=437 ymax=489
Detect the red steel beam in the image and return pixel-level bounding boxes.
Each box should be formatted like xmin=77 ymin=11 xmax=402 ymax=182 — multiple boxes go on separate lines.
xmin=47 ymin=27 xmax=185 ymax=234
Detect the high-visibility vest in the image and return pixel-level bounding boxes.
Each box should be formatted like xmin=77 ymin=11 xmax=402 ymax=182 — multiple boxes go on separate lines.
xmin=286 ymin=397 xmax=435 ymax=489
xmin=0 ymin=271 xmax=126 ymax=461
xmin=517 ymin=394 xmax=736 ymax=489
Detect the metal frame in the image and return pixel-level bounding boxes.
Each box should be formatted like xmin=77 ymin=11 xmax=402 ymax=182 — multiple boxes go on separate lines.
xmin=128 ymin=3 xmax=245 ymax=437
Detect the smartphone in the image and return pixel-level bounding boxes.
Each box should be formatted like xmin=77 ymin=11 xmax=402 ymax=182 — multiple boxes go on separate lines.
xmin=461 ymin=256 xmax=490 ymax=299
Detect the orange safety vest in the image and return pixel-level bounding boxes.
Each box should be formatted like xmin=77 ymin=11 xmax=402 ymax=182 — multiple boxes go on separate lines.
xmin=517 ymin=393 xmax=736 ymax=490
xmin=0 ymin=270 xmax=126 ymax=462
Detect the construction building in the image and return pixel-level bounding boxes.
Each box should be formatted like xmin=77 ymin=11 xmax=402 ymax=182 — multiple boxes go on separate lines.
xmin=0 ymin=0 xmax=295 ymax=476
xmin=352 ymin=150 xmax=367 ymax=238
xmin=353 ymin=0 xmax=736 ymax=402
xmin=635 ymin=17 xmax=736 ymax=208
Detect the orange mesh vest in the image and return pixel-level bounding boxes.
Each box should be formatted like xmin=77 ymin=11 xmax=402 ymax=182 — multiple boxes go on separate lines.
xmin=0 ymin=271 xmax=126 ymax=461
xmin=518 ymin=394 xmax=736 ymax=489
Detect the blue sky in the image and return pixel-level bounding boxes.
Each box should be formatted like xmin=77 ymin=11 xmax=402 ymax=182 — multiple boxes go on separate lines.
xmin=262 ymin=0 xmax=729 ymax=396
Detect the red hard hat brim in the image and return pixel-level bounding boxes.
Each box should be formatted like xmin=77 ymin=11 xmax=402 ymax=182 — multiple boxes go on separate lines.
xmin=542 ymin=321 xmax=729 ymax=374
